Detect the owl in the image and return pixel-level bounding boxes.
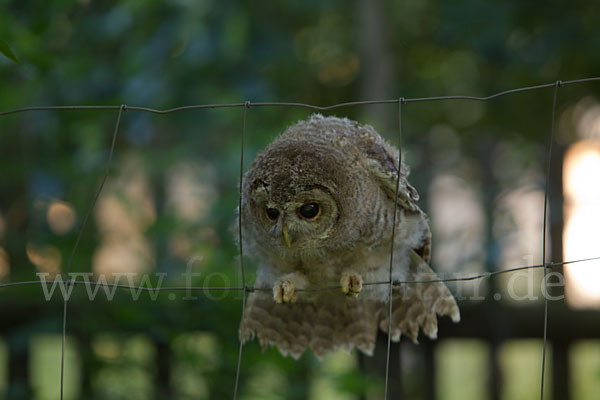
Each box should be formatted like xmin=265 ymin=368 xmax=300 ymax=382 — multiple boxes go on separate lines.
xmin=239 ymin=114 xmax=459 ymax=359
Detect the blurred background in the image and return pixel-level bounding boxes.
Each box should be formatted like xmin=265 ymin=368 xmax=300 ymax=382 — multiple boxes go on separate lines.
xmin=1 ymin=0 xmax=600 ymax=399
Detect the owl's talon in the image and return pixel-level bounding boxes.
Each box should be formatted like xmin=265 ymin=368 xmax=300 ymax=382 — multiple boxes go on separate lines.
xmin=340 ymin=272 xmax=362 ymax=298
xmin=274 ymin=279 xmax=297 ymax=303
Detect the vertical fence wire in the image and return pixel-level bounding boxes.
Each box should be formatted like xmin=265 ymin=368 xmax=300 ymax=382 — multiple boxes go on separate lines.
xmin=233 ymin=101 xmax=250 ymax=400
xmin=384 ymin=97 xmax=405 ymax=399
xmin=59 ymin=104 xmax=126 ymax=399
xmin=540 ymin=81 xmax=561 ymax=400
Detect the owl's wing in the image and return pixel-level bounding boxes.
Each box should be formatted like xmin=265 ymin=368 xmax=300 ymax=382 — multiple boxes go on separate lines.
xmin=378 ymin=248 xmax=460 ymax=342
xmin=364 ymin=141 xmax=432 ymax=262
xmin=365 ymin=139 xmax=459 ymax=342
xmin=364 ymin=141 xmax=420 ymax=213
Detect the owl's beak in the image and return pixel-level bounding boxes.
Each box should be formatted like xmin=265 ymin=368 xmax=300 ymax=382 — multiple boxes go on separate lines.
xmin=282 ymin=224 xmax=292 ymax=248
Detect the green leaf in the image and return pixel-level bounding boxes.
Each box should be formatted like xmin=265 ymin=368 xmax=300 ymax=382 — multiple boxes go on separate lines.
xmin=0 ymin=40 xmax=21 ymax=64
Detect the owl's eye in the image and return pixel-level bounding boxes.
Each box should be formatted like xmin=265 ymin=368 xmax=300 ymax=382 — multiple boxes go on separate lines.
xmin=265 ymin=207 xmax=280 ymax=221
xmin=298 ymin=202 xmax=319 ymax=219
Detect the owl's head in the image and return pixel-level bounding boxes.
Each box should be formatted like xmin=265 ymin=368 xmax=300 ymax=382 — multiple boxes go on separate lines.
xmin=243 ymin=145 xmax=346 ymax=260
xmin=241 ymin=115 xmax=385 ymax=261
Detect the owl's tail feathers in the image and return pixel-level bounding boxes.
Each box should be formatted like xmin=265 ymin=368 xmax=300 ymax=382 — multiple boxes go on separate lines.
xmin=240 ymin=292 xmax=310 ymax=359
xmin=241 ymin=291 xmax=379 ymax=359
xmin=378 ymin=249 xmax=460 ymax=343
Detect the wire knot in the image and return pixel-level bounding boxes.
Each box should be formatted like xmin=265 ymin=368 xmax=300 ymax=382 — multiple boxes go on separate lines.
xmin=120 ymin=104 xmax=128 ymax=112
xmin=555 ymin=80 xmax=564 ymax=88
xmin=399 ymin=97 xmax=406 ymax=104
xmin=244 ymin=101 xmax=251 ymax=109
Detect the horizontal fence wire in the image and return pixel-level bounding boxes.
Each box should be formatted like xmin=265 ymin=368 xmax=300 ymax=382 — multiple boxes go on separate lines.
xmin=0 ymin=256 xmax=599 ymax=292
xmin=1 ymin=76 xmax=600 ymax=400
xmin=2 ymin=77 xmax=600 ymax=117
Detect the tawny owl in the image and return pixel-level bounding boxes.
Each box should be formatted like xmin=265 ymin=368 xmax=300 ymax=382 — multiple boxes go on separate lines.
xmin=239 ymin=114 xmax=459 ymax=359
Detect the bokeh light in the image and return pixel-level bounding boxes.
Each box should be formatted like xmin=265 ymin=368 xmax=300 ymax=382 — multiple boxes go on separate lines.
xmin=0 ymin=212 xmax=5 ymax=240
xmin=46 ymin=200 xmax=77 ymax=235
xmin=26 ymin=243 xmax=62 ymax=278
xmin=93 ymin=156 xmax=155 ymax=280
xmin=0 ymin=247 xmax=9 ymax=280
xmin=165 ymin=161 xmax=218 ymax=224
xmin=564 ymin=140 xmax=600 ymax=308
xmin=430 ymin=174 xmax=486 ymax=275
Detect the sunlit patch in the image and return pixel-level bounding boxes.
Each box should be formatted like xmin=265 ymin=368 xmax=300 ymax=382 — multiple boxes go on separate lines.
xmin=0 ymin=247 xmax=10 ymax=279
xmin=46 ymin=200 xmax=77 ymax=235
xmin=30 ymin=335 xmax=79 ymax=399
xmin=96 ymin=195 xmax=141 ymax=235
xmin=26 ymin=243 xmax=62 ymax=277
xmin=95 ymin=160 xmax=156 ymax=235
xmin=165 ymin=161 xmax=217 ymax=224
xmin=495 ymin=187 xmax=546 ymax=264
xmin=309 ymin=349 xmax=359 ymax=399
xmin=500 ymin=340 xmax=552 ymax=398
xmin=572 ymin=97 xmax=600 ymax=141
xmin=93 ymin=155 xmax=156 ymax=279
xmin=92 ymin=335 xmax=121 ymax=361
xmin=92 ymin=235 xmax=153 ymax=280
xmin=91 ymin=335 xmax=154 ymax=399
xmin=494 ymin=187 xmax=547 ymax=302
xmin=171 ymin=332 xmax=220 ymax=399
xmin=571 ymin=341 xmax=600 ymax=398
xmin=429 ymin=173 xmax=486 ymax=297
xmin=0 ymin=212 xmax=5 ymax=240
xmin=436 ymin=340 xmax=488 ymax=400
xmin=564 ymin=140 xmax=600 ymax=308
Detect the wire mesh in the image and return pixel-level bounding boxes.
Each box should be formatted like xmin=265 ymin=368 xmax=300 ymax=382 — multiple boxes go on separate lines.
xmin=1 ymin=77 xmax=600 ymax=399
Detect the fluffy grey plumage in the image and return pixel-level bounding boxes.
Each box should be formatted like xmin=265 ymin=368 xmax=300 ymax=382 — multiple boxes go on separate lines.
xmin=239 ymin=114 xmax=459 ymax=359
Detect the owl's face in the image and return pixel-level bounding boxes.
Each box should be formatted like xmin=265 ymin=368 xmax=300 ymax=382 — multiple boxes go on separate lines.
xmin=247 ymin=183 xmax=340 ymax=253
xmin=241 ymin=117 xmax=385 ymax=262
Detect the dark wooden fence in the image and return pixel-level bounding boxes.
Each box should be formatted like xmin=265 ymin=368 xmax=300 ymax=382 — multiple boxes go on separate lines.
xmin=2 ymin=293 xmax=599 ymax=400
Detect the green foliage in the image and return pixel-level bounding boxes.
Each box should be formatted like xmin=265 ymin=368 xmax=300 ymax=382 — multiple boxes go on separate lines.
xmin=0 ymin=40 xmax=20 ymax=64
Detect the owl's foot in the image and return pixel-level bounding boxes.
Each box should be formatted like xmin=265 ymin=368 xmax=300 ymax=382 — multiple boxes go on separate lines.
xmin=273 ymin=278 xmax=297 ymax=303
xmin=340 ymin=271 xmax=362 ymax=298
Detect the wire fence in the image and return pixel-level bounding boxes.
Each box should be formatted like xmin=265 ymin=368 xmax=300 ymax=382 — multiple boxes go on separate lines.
xmin=1 ymin=77 xmax=600 ymax=400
